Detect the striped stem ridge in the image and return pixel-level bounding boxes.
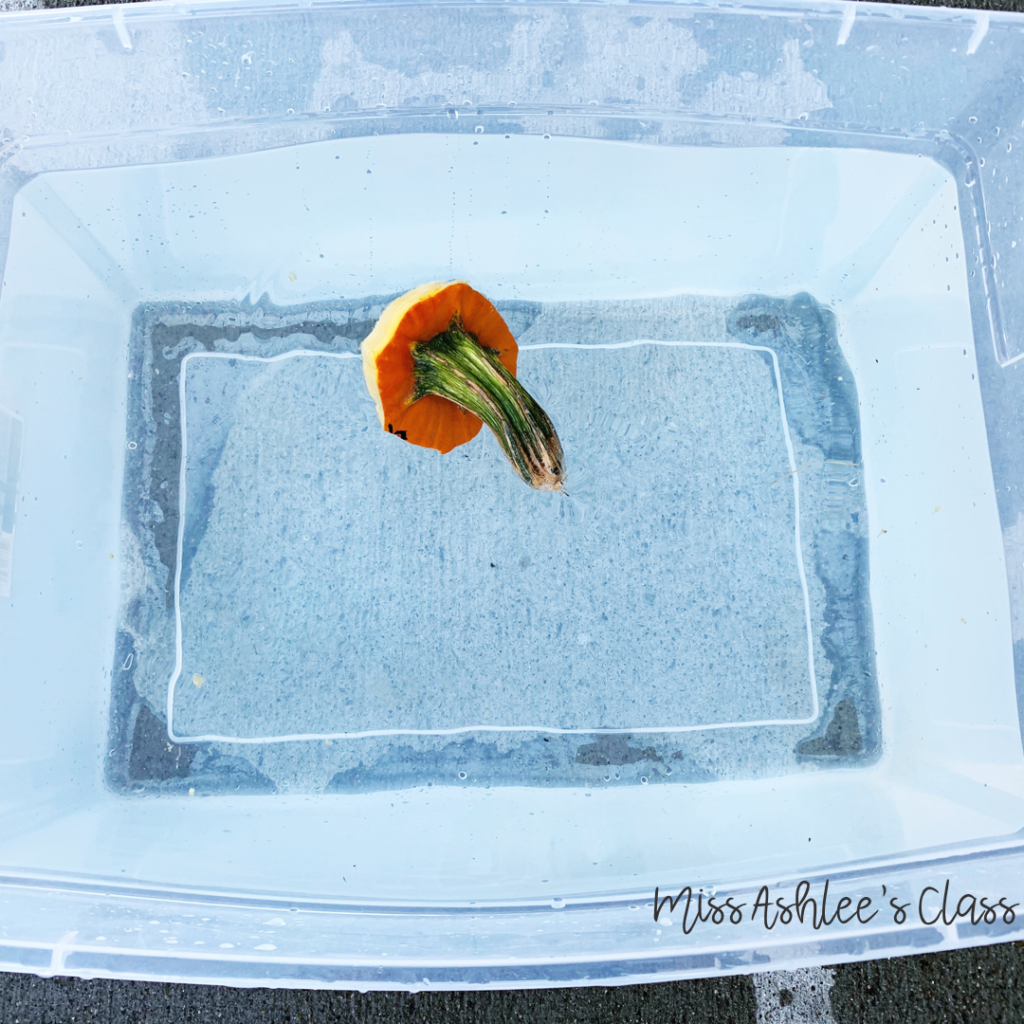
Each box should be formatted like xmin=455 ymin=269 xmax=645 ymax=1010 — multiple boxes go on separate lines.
xmin=411 ymin=316 xmax=565 ymax=491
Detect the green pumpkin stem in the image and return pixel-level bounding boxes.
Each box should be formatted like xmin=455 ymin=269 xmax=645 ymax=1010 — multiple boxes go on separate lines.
xmin=411 ymin=316 xmax=564 ymax=491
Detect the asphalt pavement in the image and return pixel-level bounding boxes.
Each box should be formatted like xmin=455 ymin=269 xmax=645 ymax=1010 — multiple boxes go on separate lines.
xmin=3 ymin=945 xmax=1024 ymax=1022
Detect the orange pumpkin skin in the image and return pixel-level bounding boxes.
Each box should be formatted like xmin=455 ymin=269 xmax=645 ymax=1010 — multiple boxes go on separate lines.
xmin=361 ymin=281 xmax=519 ymax=454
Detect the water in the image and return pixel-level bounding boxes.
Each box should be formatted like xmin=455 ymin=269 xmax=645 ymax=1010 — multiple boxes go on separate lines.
xmin=115 ymin=288 xmax=875 ymax=793
xmin=179 ymin=343 xmax=810 ymax=738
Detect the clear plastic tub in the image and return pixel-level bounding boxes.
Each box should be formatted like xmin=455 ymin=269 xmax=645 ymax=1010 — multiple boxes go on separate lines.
xmin=2 ymin=0 xmax=1024 ymax=989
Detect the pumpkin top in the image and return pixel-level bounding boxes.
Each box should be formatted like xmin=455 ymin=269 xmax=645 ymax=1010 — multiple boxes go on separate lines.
xmin=361 ymin=281 xmax=518 ymax=454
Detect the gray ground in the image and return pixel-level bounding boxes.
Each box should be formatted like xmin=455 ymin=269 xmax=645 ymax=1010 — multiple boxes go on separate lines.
xmin=118 ymin=289 xmax=869 ymax=795
xmin=3 ymin=0 xmax=1023 ymax=1018
xmin=4 ymin=951 xmax=1024 ymax=1023
xmin=175 ymin=333 xmax=808 ymax=742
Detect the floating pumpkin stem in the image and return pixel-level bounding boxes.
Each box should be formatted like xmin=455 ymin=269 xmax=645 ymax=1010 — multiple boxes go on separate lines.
xmin=411 ymin=316 xmax=564 ymax=491
xmin=360 ymin=281 xmax=565 ymax=490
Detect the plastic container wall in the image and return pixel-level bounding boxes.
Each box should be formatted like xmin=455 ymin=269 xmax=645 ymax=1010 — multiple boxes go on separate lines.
xmin=1 ymin=0 xmax=1024 ymax=989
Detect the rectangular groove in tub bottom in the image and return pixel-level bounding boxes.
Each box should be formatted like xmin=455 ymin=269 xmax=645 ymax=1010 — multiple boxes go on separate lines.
xmin=109 ymin=293 xmax=878 ymax=794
